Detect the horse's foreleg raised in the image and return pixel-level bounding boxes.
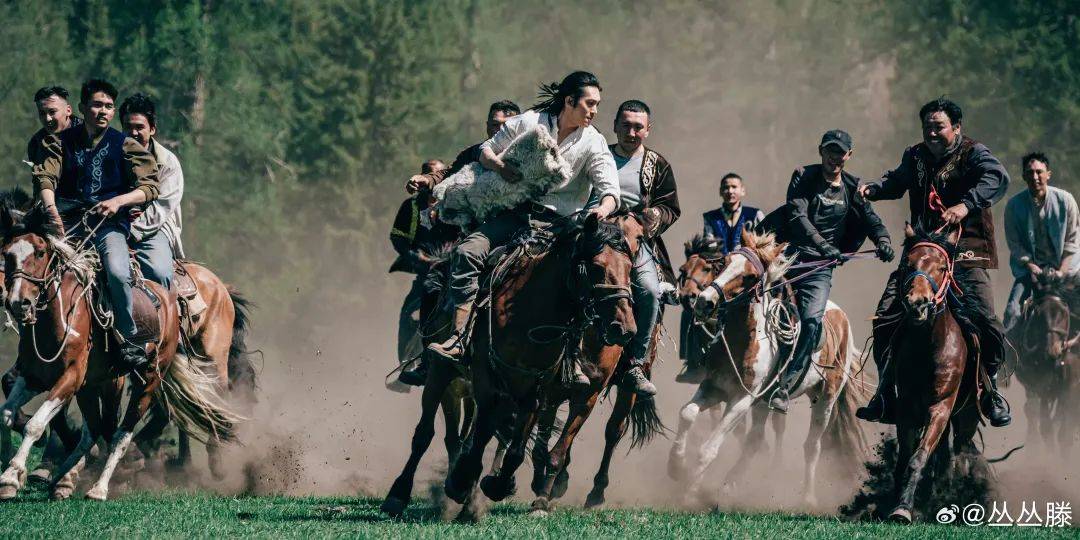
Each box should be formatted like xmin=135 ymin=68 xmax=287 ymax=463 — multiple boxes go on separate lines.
xmin=0 ymin=375 xmax=33 ymax=470
xmin=687 ymin=394 xmax=753 ymax=503
xmin=480 ymin=397 xmax=538 ymax=502
xmin=382 ymin=362 xmax=453 ymax=517
xmin=529 ymin=392 xmax=600 ymax=516
xmin=529 ymin=401 xmax=559 ymax=495
xmin=585 ymin=387 xmax=635 ymax=509
xmin=445 ymin=392 xmax=499 ymax=506
xmin=0 ymin=370 xmax=74 ymax=500
xmin=668 ymin=386 xmax=720 ymax=482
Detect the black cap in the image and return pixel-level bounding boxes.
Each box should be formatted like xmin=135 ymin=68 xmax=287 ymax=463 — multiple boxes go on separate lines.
xmin=819 ymin=129 xmax=853 ymax=152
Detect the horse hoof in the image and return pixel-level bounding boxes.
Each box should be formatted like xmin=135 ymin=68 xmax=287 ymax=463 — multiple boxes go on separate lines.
xmin=85 ymin=486 xmax=108 ymax=501
xmin=444 ymin=477 xmax=470 ymax=505
xmin=528 ymin=508 xmax=549 ymax=518
xmin=28 ymin=468 xmax=51 ymax=485
xmin=889 ymin=507 xmax=913 ymax=524
xmin=480 ymin=475 xmax=515 ymax=502
xmin=667 ymin=453 xmax=686 ymax=481
xmin=529 ymin=497 xmax=552 ymax=517
xmin=552 ymin=470 xmax=569 ymax=499
xmin=380 ymin=496 xmax=408 ymax=518
xmin=0 ymin=485 xmax=16 ymax=500
xmin=50 ymin=485 xmax=74 ymax=500
xmin=584 ymin=490 xmax=605 ymax=509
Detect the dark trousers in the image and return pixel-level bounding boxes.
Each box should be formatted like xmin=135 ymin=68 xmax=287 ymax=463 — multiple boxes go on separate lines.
xmin=872 ymin=265 xmax=1005 ymax=375
xmin=782 ymin=267 xmax=834 ymax=386
xmin=396 ymin=274 xmax=425 ymax=364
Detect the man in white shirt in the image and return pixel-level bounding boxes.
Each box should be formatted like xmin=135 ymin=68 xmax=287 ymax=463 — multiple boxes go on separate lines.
xmin=120 ymin=93 xmax=184 ymax=288
xmin=427 ymin=71 xmax=620 ymax=365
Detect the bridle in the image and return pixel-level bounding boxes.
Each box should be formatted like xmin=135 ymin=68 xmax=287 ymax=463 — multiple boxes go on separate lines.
xmin=902 ymin=240 xmax=959 ymax=308
xmin=570 ymin=231 xmax=634 ymax=327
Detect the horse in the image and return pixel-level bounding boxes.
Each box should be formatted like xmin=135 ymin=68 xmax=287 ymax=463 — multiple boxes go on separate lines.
xmin=0 ymin=202 xmax=242 ymax=501
xmin=381 ymin=240 xmax=480 ymax=519
xmin=441 ymin=212 xmax=638 ymax=520
xmin=1011 ymin=271 xmax=1079 ymax=457
xmin=671 ymin=229 xmax=868 ymax=508
xmin=133 ymin=261 xmax=259 ymax=478
xmin=674 ymin=234 xmax=788 ymax=476
xmin=882 ymin=224 xmax=989 ymax=523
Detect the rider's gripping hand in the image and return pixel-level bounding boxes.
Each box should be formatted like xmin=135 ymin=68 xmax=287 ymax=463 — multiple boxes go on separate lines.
xmin=876 ymin=240 xmax=895 ymax=262
xmin=91 ymin=197 xmax=125 ymax=218
xmin=819 ymin=244 xmax=843 ymax=261
xmin=941 ymin=203 xmax=969 ymax=225
xmin=857 ymin=183 xmax=879 ymax=201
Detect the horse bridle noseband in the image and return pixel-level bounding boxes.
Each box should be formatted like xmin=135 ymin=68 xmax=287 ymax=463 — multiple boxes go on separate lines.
xmin=903 ymin=241 xmax=957 ymax=307
xmin=571 ymin=237 xmax=634 ymax=324
xmin=706 ymin=247 xmax=765 ymax=309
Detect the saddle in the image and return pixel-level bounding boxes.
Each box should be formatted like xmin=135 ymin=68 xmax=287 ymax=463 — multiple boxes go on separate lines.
xmin=94 ymin=268 xmax=163 ymax=346
xmin=173 ymin=260 xmax=208 ymax=336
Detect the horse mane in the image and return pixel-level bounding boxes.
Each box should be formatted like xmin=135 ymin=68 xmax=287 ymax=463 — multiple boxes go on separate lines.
xmin=684 ymin=234 xmax=723 ymax=259
xmin=902 ymin=224 xmax=958 ymax=257
xmin=741 ymin=230 xmax=795 ymax=286
xmin=577 ymin=220 xmax=626 ymax=256
xmin=1 ymin=201 xmax=97 ymax=281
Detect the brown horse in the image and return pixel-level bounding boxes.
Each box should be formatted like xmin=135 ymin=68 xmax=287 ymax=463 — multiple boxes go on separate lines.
xmin=673 ymin=230 xmax=867 ymax=507
xmin=381 ymin=241 xmax=480 ymax=519
xmin=0 ymin=202 xmax=241 ymax=501
xmin=134 ymin=261 xmax=258 ymax=478
xmin=442 ymin=213 xmax=638 ymax=520
xmin=884 ymin=224 xmax=986 ymax=523
xmin=1011 ymin=272 xmax=1080 ymax=456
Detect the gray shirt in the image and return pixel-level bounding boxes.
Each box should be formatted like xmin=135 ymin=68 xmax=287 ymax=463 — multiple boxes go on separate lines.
xmin=614 ymin=151 xmax=643 ymax=211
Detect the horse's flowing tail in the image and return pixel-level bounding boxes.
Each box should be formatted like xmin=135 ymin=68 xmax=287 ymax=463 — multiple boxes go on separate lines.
xmin=629 ymin=396 xmax=667 ymax=450
xmin=226 ymin=288 xmax=259 ymax=401
xmin=824 ymin=320 xmax=870 ymax=475
xmin=159 ymin=352 xmax=246 ymax=443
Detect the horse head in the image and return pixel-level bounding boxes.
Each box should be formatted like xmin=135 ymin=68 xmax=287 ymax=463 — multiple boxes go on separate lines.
xmin=678 ymin=234 xmax=724 ymax=310
xmin=572 ymin=212 xmax=637 ymax=346
xmin=695 ymin=229 xmax=790 ymax=319
xmin=0 ymin=199 xmax=61 ymax=324
xmin=901 ymin=223 xmax=959 ymax=324
xmin=1022 ymin=290 xmax=1073 ymax=365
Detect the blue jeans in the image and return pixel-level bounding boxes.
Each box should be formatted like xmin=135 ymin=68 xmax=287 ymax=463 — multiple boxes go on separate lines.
xmin=132 ymin=231 xmax=175 ymax=289
xmin=628 ymin=243 xmax=663 ymax=365
xmin=1003 ymin=278 xmax=1029 ymax=332
xmin=91 ymin=224 xmax=137 ymax=340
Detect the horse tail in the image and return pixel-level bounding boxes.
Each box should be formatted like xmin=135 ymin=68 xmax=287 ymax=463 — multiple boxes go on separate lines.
xmin=823 ymin=318 xmax=870 ymax=475
xmin=227 ymin=288 xmax=259 ymax=401
xmin=158 ymin=352 xmax=246 ymax=444
xmin=987 ymin=444 xmax=1024 ymax=463
xmin=629 ymin=396 xmax=667 ymax=450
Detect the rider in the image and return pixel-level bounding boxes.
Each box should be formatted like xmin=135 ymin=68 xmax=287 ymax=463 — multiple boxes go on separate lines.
xmin=607 ymin=99 xmax=681 ymax=397
xmin=120 ymin=93 xmax=185 ymax=289
xmin=27 ymin=86 xmax=82 ymax=166
xmin=397 ymin=100 xmax=522 ymax=386
xmin=856 ymin=98 xmax=1012 ymax=427
xmin=31 ymin=79 xmax=161 ymax=373
xmin=1003 ymin=152 xmax=1080 ymax=331
xmin=425 ymin=72 xmax=620 ymax=377
xmin=768 ymin=129 xmax=892 ymax=413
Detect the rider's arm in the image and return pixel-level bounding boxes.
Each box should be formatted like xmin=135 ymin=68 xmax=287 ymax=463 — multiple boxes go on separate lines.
xmin=479 ymin=115 xmax=525 ymax=174
xmin=864 ymin=147 xmax=916 ymax=201
xmin=1003 ymin=196 xmax=1032 ymax=278
xmin=31 ymin=134 xmax=64 ymax=226
xmin=1060 ymin=191 xmax=1080 ymax=273
xmin=643 ymin=157 xmax=680 ymax=238
xmin=123 ymin=137 xmax=160 ymax=204
xmin=960 ymin=143 xmax=1010 ymax=212
xmin=785 ymin=167 xmax=830 ymax=253
xmin=586 ymin=144 xmax=620 ymax=218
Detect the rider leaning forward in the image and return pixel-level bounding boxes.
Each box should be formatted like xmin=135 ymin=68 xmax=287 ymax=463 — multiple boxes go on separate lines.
xmin=31 ymin=79 xmax=161 ymax=373
xmin=425 ymin=71 xmax=620 ymax=379
xmin=767 ymin=129 xmax=893 ymax=413
xmin=857 ymin=98 xmax=1012 ymax=427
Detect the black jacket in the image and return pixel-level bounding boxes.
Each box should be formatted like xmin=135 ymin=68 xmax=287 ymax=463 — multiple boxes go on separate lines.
xmin=760 ymin=164 xmax=889 ymax=260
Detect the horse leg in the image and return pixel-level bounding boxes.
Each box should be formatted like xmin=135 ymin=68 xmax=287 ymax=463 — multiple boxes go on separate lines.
xmin=529 ymin=392 xmax=600 ymax=516
xmin=801 ymin=390 xmax=836 ymax=508
xmin=440 ymin=384 xmax=463 ymax=465
xmin=668 ymin=385 xmax=721 ymax=482
xmin=31 ymin=404 xmax=77 ymax=483
xmin=0 ymin=375 xmax=34 ymax=471
xmin=722 ymin=401 xmax=768 ymax=495
xmin=1023 ymin=390 xmax=1039 ymax=449
xmin=687 ymin=394 xmax=753 ymax=504
xmin=445 ymin=392 xmax=499 ymax=506
xmin=0 ymin=369 xmax=76 ymax=500
xmin=530 ymin=401 xmax=560 ymax=495
xmin=480 ymin=396 xmax=538 ymax=502
xmin=381 ymin=361 xmax=453 ymax=517
xmin=771 ymin=407 xmax=787 ymax=469
xmin=1041 ymin=397 xmax=1055 ymax=452
xmin=585 ymin=387 xmax=635 ymax=509
xmin=890 ymin=401 xmax=953 ymax=523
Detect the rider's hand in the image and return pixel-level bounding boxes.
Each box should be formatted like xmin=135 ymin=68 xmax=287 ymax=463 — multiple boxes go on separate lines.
xmin=1026 ymin=262 xmax=1043 ymax=277
xmin=941 ymin=203 xmax=969 ymax=225
xmin=405 ymin=174 xmax=431 ymax=194
xmin=128 ymin=207 xmax=144 ymax=220
xmin=91 ymin=197 xmax=125 ymax=218
xmin=876 ymin=240 xmax=895 ymax=262
xmin=857 ymin=183 xmax=878 ymax=201
xmin=496 ymin=160 xmax=522 ymax=183
xmin=819 ymin=244 xmax=843 ymax=261
xmin=46 ymin=207 xmax=65 ymax=236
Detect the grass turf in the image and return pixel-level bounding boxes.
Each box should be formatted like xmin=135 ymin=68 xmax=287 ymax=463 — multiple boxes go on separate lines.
xmin=0 ymin=486 xmax=1074 ymax=539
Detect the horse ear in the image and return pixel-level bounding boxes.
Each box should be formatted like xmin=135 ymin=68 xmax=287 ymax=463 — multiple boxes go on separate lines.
xmin=945 ymin=225 xmax=961 ymax=246
xmin=0 ymin=202 xmax=21 ymax=237
xmin=740 ymin=227 xmax=752 ymax=248
xmin=904 ymin=222 xmax=915 ymax=238
xmin=584 ymin=212 xmax=599 ymax=233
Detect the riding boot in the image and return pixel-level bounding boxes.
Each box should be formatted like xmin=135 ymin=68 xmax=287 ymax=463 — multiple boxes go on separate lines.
xmin=397 ymin=358 xmax=428 ymax=387
xmin=115 ymin=341 xmax=151 ymax=374
xmin=856 ymin=321 xmax=896 ymax=423
xmin=769 ymin=320 xmax=820 ymax=414
xmin=621 ymin=361 xmax=657 ymax=397
xmin=981 ymin=370 xmax=1012 ymax=427
xmin=675 ymin=358 xmax=706 ymax=384
xmin=426 ymin=305 xmax=471 ymax=363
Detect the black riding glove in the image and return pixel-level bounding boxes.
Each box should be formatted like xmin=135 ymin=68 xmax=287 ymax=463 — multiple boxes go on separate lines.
xmin=819 ymin=244 xmax=843 ymax=261
xmin=876 ymin=240 xmax=894 ymax=263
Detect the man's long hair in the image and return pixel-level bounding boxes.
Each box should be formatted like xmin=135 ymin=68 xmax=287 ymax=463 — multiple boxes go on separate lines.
xmin=531 ymin=71 xmax=601 ymax=117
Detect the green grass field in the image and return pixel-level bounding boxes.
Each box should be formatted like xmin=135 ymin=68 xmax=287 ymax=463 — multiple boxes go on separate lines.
xmin=0 ymin=485 xmax=1074 ymax=539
